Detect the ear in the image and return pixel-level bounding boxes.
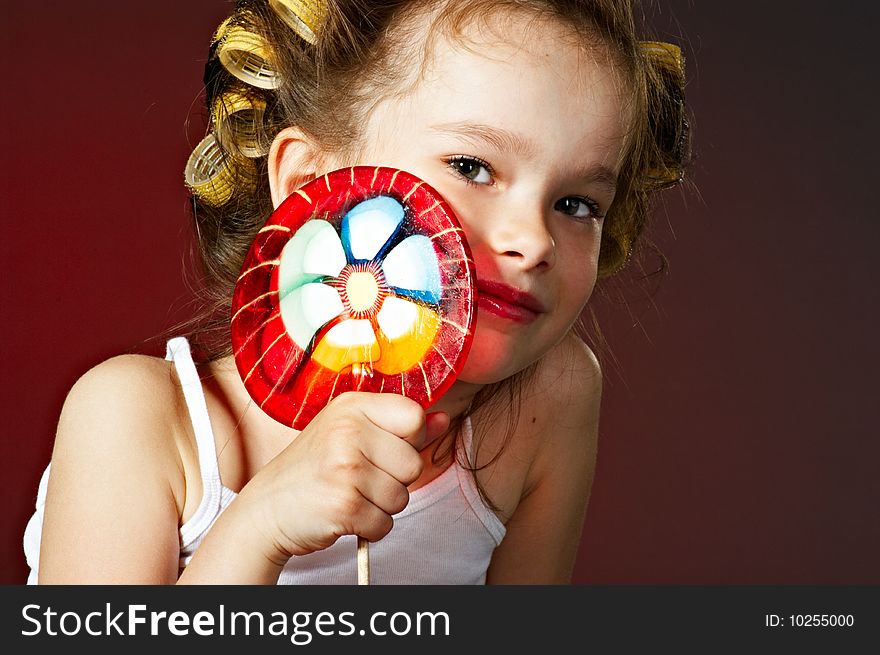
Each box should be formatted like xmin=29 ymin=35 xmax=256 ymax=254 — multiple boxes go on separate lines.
xmin=268 ymin=127 xmax=322 ymax=209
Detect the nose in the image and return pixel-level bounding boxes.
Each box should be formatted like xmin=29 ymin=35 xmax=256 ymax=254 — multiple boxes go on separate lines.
xmin=481 ymin=201 xmax=556 ymax=271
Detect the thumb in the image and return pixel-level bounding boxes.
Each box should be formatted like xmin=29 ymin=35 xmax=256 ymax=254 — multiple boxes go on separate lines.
xmin=423 ymin=411 xmax=451 ymax=450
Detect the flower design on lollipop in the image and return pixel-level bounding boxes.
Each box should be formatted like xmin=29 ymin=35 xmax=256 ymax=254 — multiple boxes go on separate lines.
xmin=231 ymin=167 xmax=476 ymax=429
xmin=278 ymin=195 xmax=448 ymax=377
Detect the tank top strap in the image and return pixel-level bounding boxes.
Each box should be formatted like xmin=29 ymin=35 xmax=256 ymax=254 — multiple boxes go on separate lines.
xmin=165 ymin=337 xmax=223 ymax=499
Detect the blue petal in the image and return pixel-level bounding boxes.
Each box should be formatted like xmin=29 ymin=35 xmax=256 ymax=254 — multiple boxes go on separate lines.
xmin=341 ymin=196 xmax=405 ymax=262
xmin=382 ymin=235 xmax=441 ymax=305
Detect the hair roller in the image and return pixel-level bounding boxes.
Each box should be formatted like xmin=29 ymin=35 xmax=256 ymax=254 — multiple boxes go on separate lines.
xmin=185 ymin=134 xmax=243 ymax=206
xmin=217 ymin=25 xmax=281 ymax=90
xmin=212 ymin=92 xmax=269 ymax=158
xmin=268 ymin=0 xmax=327 ymax=44
xmin=640 ymin=41 xmax=689 ymax=190
xmin=640 ymin=41 xmax=683 ymax=75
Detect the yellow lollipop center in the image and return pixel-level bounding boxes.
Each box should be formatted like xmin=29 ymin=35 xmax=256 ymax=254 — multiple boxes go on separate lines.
xmin=346 ymin=272 xmax=379 ymax=312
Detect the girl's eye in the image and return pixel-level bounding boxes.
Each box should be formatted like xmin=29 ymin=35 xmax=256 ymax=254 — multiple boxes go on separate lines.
xmin=554 ymin=196 xmax=603 ymax=222
xmin=447 ymin=156 xmax=493 ymax=185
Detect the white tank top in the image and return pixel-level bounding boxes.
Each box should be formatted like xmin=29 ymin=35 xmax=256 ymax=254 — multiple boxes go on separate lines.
xmin=23 ymin=337 xmax=505 ymax=584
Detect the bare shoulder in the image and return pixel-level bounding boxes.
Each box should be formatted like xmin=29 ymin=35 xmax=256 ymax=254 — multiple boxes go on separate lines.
xmin=530 ymin=331 xmax=601 ymax=406
xmin=58 ymin=353 xmax=184 ymax=450
xmin=52 ymin=352 xmax=190 ymax=511
xmin=520 ymin=332 xmax=602 ymax=463
xmin=473 ymin=333 xmax=601 ymax=520
xmin=65 ymin=352 xmax=178 ymax=401
xmin=484 ymin=333 xmax=602 ymax=583
xmin=41 ymin=353 xmax=188 ymax=582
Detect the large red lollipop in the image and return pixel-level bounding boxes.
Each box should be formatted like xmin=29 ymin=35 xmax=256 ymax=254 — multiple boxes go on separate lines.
xmin=231 ymin=167 xmax=476 ymax=583
xmin=231 ymin=165 xmax=476 ymax=428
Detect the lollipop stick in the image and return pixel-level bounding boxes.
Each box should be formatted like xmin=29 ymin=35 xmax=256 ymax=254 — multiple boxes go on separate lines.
xmin=357 ymin=537 xmax=370 ymax=585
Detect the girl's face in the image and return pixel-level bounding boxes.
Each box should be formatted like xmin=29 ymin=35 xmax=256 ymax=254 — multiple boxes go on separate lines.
xmin=329 ymin=13 xmax=628 ymax=385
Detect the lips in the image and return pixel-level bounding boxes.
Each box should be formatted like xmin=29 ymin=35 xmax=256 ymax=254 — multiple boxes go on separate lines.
xmin=476 ymin=280 xmax=546 ymax=324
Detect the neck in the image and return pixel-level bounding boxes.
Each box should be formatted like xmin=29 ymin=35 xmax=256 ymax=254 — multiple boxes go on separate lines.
xmin=428 ymin=379 xmax=485 ymax=421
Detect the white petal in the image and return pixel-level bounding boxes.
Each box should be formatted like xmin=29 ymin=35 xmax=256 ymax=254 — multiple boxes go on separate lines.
xmin=280 ymin=282 xmax=344 ymax=349
xmin=376 ymin=296 xmax=420 ymax=340
xmin=278 ymin=220 xmax=346 ymax=294
xmin=324 ymin=319 xmax=378 ymax=348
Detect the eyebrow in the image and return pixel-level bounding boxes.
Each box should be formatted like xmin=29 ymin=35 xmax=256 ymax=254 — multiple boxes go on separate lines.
xmin=430 ymin=121 xmax=539 ymax=158
xmin=428 ymin=121 xmax=618 ymax=193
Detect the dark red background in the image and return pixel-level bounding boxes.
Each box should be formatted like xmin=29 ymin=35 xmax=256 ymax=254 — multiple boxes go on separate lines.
xmin=2 ymin=1 xmax=878 ymax=584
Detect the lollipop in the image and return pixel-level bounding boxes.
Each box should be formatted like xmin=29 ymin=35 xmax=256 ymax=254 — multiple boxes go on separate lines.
xmin=230 ymin=166 xmax=476 ymax=582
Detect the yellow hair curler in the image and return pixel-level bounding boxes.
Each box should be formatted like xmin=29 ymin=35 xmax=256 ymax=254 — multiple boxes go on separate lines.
xmin=269 ymin=0 xmax=327 ymax=44
xmin=212 ymin=92 xmax=269 ymax=158
xmin=640 ymin=41 xmax=687 ymax=189
xmin=639 ymin=41 xmax=684 ymax=75
xmin=218 ymin=25 xmax=280 ymax=90
xmin=184 ymin=134 xmax=237 ymax=206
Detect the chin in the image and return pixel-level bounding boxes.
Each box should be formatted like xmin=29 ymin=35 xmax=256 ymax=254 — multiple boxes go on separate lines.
xmin=456 ymin=332 xmax=533 ymax=386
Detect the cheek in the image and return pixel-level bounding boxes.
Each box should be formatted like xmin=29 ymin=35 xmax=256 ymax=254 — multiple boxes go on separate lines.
xmin=557 ymin=236 xmax=602 ymax=305
xmin=563 ymin=268 xmax=597 ymax=316
xmin=431 ymin=191 xmax=496 ymax=260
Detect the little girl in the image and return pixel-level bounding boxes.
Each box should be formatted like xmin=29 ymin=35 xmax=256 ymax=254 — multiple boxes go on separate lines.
xmin=24 ymin=0 xmax=687 ymax=584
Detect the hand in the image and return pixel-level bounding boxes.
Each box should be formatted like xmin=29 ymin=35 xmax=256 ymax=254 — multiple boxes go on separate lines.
xmin=238 ymin=392 xmax=450 ymax=564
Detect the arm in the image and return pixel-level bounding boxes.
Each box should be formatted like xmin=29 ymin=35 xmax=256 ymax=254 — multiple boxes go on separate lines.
xmin=486 ymin=336 xmax=601 ymax=584
xmin=40 ymin=356 xmax=295 ymax=584
xmin=39 ymin=356 xmax=185 ymax=583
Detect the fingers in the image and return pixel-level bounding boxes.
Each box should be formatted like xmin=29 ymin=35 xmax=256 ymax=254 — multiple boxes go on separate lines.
xmin=337 ymin=392 xmax=428 ymax=448
xmin=348 ymin=498 xmax=395 ymax=543
xmin=279 ymin=392 xmax=452 ymax=549
xmin=323 ymin=471 xmax=405 ymax=543
xmin=249 ymin=391 xmax=448 ymax=558
xmin=350 ymin=419 xmax=424 ymax=486
xmin=354 ymin=465 xmax=411 ymax=517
